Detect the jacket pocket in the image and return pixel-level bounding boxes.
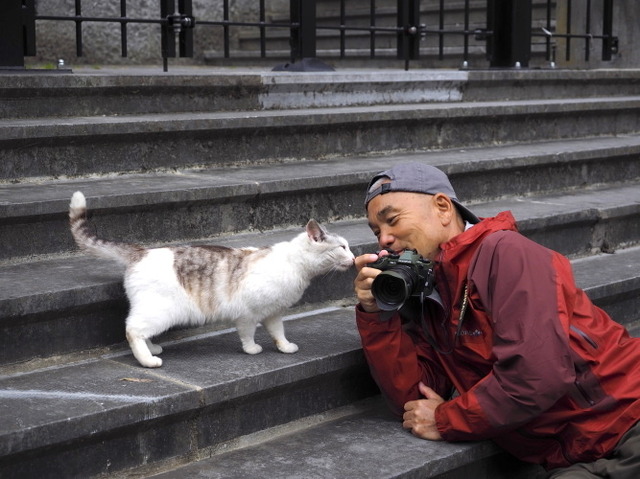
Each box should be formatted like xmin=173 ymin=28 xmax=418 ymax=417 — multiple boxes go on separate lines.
xmin=569 ymin=348 xmax=610 ymax=410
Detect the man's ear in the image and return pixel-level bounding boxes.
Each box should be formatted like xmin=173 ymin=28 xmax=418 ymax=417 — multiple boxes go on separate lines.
xmin=432 ymin=193 xmax=455 ymax=226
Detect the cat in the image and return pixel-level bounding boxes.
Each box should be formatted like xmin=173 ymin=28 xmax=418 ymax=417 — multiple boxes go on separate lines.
xmin=69 ymin=191 xmax=355 ymax=368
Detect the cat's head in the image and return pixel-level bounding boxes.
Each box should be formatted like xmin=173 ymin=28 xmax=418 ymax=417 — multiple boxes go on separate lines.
xmin=304 ymin=219 xmax=355 ymax=273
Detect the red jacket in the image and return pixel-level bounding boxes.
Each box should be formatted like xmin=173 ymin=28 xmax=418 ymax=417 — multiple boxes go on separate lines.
xmin=356 ymin=211 xmax=640 ymax=470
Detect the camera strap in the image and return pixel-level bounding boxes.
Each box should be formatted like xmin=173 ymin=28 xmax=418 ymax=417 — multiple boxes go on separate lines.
xmin=419 ymin=283 xmax=469 ymax=355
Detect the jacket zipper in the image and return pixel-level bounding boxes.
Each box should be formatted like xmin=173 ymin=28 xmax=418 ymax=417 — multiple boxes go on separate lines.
xmin=574 ymin=378 xmax=597 ymax=407
xmin=570 ymin=325 xmax=598 ymax=349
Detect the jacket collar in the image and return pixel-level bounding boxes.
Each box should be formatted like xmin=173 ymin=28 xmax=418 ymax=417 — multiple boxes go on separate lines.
xmin=440 ymin=211 xmax=518 ymax=259
xmin=434 ymin=211 xmax=518 ymax=309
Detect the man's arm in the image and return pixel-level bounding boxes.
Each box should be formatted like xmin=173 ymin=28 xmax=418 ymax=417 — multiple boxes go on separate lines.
xmin=354 ymin=253 xmax=452 ymax=416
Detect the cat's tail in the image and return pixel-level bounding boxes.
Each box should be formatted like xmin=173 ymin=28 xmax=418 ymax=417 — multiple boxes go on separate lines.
xmin=69 ymin=191 xmax=144 ymax=266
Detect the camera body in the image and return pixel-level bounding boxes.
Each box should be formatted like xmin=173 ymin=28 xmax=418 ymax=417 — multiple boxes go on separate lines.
xmin=368 ymin=250 xmax=436 ymax=312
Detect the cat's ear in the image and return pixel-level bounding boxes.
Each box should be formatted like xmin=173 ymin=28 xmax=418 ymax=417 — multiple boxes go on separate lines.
xmin=306 ymin=219 xmax=327 ymax=242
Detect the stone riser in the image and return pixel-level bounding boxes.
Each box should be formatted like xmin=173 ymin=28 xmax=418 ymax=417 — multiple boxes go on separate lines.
xmin=2 ymin=97 xmax=640 ymax=182
xmin=2 ymin=71 xmax=639 ymax=120
xmin=2 ymin=135 xmax=640 ymax=262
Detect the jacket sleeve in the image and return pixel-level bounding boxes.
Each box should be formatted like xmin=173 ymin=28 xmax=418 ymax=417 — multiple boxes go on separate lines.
xmin=436 ymin=231 xmax=576 ymax=440
xmin=356 ymin=305 xmax=453 ymax=417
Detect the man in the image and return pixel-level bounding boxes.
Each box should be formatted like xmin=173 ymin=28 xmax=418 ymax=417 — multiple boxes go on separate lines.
xmin=354 ymin=162 xmax=640 ymax=477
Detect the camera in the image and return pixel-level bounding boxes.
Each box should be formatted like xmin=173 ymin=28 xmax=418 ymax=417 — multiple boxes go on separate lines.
xmin=368 ymin=250 xmax=436 ymax=311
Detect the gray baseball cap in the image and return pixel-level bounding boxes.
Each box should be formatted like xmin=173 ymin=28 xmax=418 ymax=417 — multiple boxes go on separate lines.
xmin=364 ymin=163 xmax=479 ymax=224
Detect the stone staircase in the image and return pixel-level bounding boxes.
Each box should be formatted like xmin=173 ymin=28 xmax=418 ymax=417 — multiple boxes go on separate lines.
xmin=1 ymin=66 xmax=640 ymax=478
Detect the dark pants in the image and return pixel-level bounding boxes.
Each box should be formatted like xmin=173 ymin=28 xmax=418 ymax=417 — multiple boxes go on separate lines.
xmin=547 ymin=421 xmax=640 ymax=478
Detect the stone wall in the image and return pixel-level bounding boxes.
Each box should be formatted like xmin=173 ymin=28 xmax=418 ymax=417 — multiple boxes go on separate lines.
xmin=29 ymin=0 xmax=270 ymax=66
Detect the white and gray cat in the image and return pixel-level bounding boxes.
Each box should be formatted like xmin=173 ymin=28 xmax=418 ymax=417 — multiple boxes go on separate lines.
xmin=69 ymin=191 xmax=355 ymax=368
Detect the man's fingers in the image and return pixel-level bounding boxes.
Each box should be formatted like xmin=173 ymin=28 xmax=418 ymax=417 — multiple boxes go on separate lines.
xmin=354 ymin=253 xmax=380 ymax=271
xmin=419 ymin=382 xmax=444 ymax=402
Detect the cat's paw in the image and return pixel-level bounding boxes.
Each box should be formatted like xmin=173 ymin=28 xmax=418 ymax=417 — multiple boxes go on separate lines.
xmin=243 ymin=343 xmax=263 ymax=355
xmin=277 ymin=341 xmax=299 ymax=354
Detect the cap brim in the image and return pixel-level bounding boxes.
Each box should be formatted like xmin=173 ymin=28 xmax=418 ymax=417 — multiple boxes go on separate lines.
xmin=452 ymin=199 xmax=480 ymax=224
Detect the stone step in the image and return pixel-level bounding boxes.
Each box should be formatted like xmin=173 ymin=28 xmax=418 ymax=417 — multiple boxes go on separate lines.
xmin=0 ymin=68 xmax=469 ymax=119
xmin=0 ymin=308 xmax=379 ymax=479
xmin=2 ymin=135 xmax=640 ymax=263
xmin=2 ymin=95 xmax=640 ymax=181
xmin=0 ymin=69 xmax=267 ymax=119
xmin=3 ymin=69 xmax=639 ymax=120
xmin=149 ymin=397 xmax=546 ymax=479
xmin=2 ymin=184 xmax=640 ymax=369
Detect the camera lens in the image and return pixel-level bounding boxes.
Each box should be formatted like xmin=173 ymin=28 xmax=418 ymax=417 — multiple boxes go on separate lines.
xmin=371 ymin=267 xmax=417 ymax=311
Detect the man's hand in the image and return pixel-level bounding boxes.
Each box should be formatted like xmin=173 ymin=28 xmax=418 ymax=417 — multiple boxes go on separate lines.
xmin=402 ymin=382 xmax=445 ymax=440
xmin=354 ymin=253 xmax=385 ymax=313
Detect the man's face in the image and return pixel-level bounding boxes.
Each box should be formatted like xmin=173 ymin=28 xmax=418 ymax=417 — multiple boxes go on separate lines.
xmin=366 ymin=191 xmax=451 ymax=261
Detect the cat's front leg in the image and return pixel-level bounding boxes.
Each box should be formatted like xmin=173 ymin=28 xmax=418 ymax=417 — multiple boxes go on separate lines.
xmin=236 ymin=317 xmax=263 ymax=354
xmin=262 ymin=316 xmax=299 ymax=354
xmin=126 ymin=329 xmax=163 ymax=368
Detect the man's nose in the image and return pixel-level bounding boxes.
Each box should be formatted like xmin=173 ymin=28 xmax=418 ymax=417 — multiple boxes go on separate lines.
xmin=379 ymin=232 xmax=395 ymax=249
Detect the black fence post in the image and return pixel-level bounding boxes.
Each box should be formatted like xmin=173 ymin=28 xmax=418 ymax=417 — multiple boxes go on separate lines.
xmin=273 ymin=0 xmax=333 ymax=71
xmin=160 ymin=0 xmax=195 ymax=72
xmin=397 ymin=0 xmax=420 ymax=70
xmin=1 ymin=0 xmax=32 ymax=68
xmin=23 ymin=0 xmax=36 ymax=57
xmin=291 ymin=0 xmax=315 ymax=60
xmin=601 ymin=0 xmax=617 ymax=61
xmin=486 ymin=0 xmax=532 ymax=68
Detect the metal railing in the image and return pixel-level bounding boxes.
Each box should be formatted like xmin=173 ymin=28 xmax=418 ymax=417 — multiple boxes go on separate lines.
xmin=0 ymin=0 xmax=619 ymax=72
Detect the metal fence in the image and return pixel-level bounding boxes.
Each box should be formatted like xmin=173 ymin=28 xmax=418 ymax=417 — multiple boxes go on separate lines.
xmin=0 ymin=0 xmax=618 ymax=72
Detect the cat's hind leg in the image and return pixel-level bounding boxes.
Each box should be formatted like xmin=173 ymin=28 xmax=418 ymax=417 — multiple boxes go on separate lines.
xmin=263 ymin=316 xmax=299 ymax=354
xmin=235 ymin=317 xmax=263 ymax=354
